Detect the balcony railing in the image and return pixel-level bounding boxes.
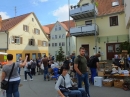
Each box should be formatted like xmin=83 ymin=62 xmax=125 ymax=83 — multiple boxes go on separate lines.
xmin=70 ymin=4 xmax=98 ymax=20
xmin=70 ymin=24 xmax=99 ymax=37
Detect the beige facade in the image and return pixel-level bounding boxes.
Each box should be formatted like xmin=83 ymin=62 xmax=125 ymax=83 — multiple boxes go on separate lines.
xmin=124 ymin=0 xmax=130 ymax=38
xmin=0 ymin=13 xmax=48 ymax=62
xmin=70 ymin=0 xmax=128 ymax=60
xmin=49 ymin=22 xmax=76 ymax=56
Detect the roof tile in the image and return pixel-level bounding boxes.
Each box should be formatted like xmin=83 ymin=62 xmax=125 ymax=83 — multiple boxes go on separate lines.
xmin=0 ymin=13 xmax=31 ymax=32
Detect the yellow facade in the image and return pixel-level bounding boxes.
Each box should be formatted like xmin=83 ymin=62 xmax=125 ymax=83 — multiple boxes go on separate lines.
xmin=0 ymin=13 xmax=48 ymax=62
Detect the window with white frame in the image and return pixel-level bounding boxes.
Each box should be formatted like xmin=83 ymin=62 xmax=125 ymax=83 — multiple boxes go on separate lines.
xmin=59 ymin=26 xmax=61 ymax=30
xmin=55 ymin=27 xmax=57 ymax=31
xmin=55 ymin=35 xmax=57 ymax=39
xmin=42 ymin=41 xmax=47 ymax=47
xmin=52 ymin=35 xmax=55 ymax=39
xmin=62 ymin=42 xmax=65 ymax=46
xmin=55 ymin=43 xmax=57 ymax=46
xmin=23 ymin=25 xmax=29 ymax=32
xmin=59 ymin=43 xmax=61 ymax=46
xmin=62 ymin=34 xmax=65 ymax=38
xmin=14 ymin=36 xmax=20 ymax=43
xmin=59 ymin=35 xmax=61 ymax=38
xmin=34 ymin=28 xmax=40 ymax=34
xmin=52 ymin=43 xmax=54 ymax=47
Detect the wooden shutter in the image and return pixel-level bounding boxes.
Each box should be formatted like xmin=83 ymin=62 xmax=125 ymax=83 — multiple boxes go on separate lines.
xmin=34 ymin=28 xmax=36 ymax=34
xmin=33 ymin=39 xmax=35 ymax=46
xmin=27 ymin=26 xmax=29 ymax=32
xmin=38 ymin=29 xmax=40 ymax=34
xmin=20 ymin=37 xmax=23 ymax=44
xmin=12 ymin=36 xmax=15 ymax=44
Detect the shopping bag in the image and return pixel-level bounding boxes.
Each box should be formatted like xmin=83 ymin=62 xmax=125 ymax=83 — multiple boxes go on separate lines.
xmin=40 ymin=64 xmax=44 ymax=70
xmin=0 ymin=89 xmax=6 ymax=97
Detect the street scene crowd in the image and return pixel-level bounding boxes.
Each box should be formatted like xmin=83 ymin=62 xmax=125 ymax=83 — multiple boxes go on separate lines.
xmin=0 ymin=47 xmax=102 ymax=97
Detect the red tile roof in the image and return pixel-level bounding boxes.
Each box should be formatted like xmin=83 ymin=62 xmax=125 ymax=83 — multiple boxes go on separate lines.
xmin=0 ymin=13 xmax=31 ymax=32
xmin=96 ymin=0 xmax=124 ymax=16
xmin=43 ymin=20 xmax=75 ymax=35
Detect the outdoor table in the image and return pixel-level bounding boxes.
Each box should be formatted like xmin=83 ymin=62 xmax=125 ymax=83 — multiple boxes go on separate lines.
xmin=99 ymin=62 xmax=107 ymax=68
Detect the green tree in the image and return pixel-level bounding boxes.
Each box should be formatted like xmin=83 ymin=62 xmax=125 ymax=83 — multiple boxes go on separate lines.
xmin=56 ymin=47 xmax=65 ymax=62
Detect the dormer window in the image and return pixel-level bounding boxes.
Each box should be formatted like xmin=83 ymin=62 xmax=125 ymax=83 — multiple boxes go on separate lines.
xmin=112 ymin=1 xmax=119 ymax=7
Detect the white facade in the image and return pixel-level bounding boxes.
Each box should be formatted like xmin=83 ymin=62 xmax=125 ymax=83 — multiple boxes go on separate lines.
xmin=0 ymin=32 xmax=7 ymax=49
xmin=49 ymin=22 xmax=76 ymax=57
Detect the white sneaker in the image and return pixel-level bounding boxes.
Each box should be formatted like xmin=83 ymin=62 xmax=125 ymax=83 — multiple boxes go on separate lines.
xmin=23 ymin=80 xmax=27 ymax=81
xmin=30 ymin=79 xmax=33 ymax=81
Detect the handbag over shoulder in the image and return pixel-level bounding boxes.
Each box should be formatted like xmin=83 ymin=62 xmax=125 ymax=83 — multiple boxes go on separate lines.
xmin=1 ymin=63 xmax=15 ymax=90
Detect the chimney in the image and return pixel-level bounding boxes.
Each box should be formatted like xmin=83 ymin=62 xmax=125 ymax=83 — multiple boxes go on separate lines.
xmin=0 ymin=15 xmax=2 ymax=30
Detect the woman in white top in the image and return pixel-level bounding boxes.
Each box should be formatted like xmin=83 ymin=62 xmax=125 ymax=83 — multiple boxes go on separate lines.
xmin=55 ymin=65 xmax=86 ymax=97
xmin=1 ymin=54 xmax=28 ymax=97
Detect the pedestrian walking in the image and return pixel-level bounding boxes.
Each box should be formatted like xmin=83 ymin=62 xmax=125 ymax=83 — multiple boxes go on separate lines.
xmin=1 ymin=54 xmax=28 ymax=97
xmin=42 ymin=55 xmax=49 ymax=81
xmin=74 ymin=47 xmax=90 ymax=97
xmin=23 ymin=60 xmax=33 ymax=81
xmin=89 ymin=53 xmax=100 ymax=84
xmin=31 ymin=60 xmax=37 ymax=76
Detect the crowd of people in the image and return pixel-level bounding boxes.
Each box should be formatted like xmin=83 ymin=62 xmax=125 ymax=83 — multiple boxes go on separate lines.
xmin=0 ymin=46 xmax=101 ymax=97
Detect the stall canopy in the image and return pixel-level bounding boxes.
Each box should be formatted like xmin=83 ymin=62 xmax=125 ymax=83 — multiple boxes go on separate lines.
xmin=0 ymin=52 xmax=8 ymax=55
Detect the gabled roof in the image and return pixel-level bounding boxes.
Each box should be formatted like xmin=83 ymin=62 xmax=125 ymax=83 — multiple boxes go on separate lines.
xmin=43 ymin=20 xmax=75 ymax=35
xmin=96 ymin=0 xmax=124 ymax=16
xmin=0 ymin=13 xmax=31 ymax=32
xmin=0 ymin=12 xmax=49 ymax=40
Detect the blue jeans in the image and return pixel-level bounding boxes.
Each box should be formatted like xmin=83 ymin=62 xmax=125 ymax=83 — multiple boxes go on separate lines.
xmin=6 ymin=80 xmax=20 ymax=97
xmin=18 ymin=67 xmax=20 ymax=75
xmin=77 ymin=72 xmax=90 ymax=97
xmin=90 ymin=68 xmax=97 ymax=84
xmin=63 ymin=88 xmax=86 ymax=97
xmin=44 ymin=67 xmax=49 ymax=80
xmin=24 ymin=71 xmax=32 ymax=80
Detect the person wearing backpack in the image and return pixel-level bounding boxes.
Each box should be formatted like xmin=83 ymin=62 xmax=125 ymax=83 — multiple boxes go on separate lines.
xmin=74 ymin=47 xmax=90 ymax=97
xmin=23 ymin=60 xmax=33 ymax=81
xmin=31 ymin=60 xmax=37 ymax=76
xmin=89 ymin=53 xmax=100 ymax=85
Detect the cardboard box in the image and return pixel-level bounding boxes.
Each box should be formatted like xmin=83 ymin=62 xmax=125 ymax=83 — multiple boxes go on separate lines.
xmin=114 ymin=80 xmax=124 ymax=88
xmin=98 ymin=71 xmax=104 ymax=76
xmin=103 ymin=81 xmax=114 ymax=87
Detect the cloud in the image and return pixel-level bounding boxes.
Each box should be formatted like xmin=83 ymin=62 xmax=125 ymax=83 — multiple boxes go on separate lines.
xmin=0 ymin=12 xmax=10 ymax=20
xmin=52 ymin=4 xmax=72 ymax=21
xmin=32 ymin=0 xmax=48 ymax=6
xmin=39 ymin=0 xmax=48 ymax=2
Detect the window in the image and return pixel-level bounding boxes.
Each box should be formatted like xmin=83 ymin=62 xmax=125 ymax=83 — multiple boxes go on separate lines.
xmin=52 ymin=35 xmax=55 ymax=39
xmin=55 ymin=35 xmax=57 ymax=39
xmin=32 ymin=53 xmax=36 ymax=60
xmin=52 ymin=43 xmax=54 ymax=47
xmin=55 ymin=28 xmax=57 ymax=31
xmin=59 ymin=35 xmax=61 ymax=38
xmin=38 ymin=53 xmax=41 ymax=57
xmin=16 ymin=54 xmax=22 ymax=61
xmin=59 ymin=27 xmax=61 ymax=30
xmin=55 ymin=43 xmax=57 ymax=46
xmin=62 ymin=42 xmax=65 ymax=46
xmin=14 ymin=36 xmax=22 ymax=44
xmin=32 ymin=18 xmax=34 ymax=22
xmin=23 ymin=25 xmax=29 ymax=32
xmin=34 ymin=28 xmax=40 ymax=34
xmin=110 ymin=16 xmax=118 ymax=26
xmin=59 ymin=43 xmax=61 ymax=46
xmin=85 ymin=20 xmax=92 ymax=25
xmin=49 ymin=43 xmax=50 ymax=47
xmin=62 ymin=34 xmax=65 ymax=38
xmin=42 ymin=41 xmax=47 ymax=47
xmin=29 ymin=39 xmax=35 ymax=46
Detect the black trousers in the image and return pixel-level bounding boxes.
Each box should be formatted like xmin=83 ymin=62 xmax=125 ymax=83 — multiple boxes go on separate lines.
xmin=31 ymin=68 xmax=36 ymax=75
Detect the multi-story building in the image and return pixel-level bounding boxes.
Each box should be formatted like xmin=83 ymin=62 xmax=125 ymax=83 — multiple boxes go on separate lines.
xmin=124 ymin=0 xmax=130 ymax=37
xmin=0 ymin=12 xmax=48 ymax=62
xmin=70 ymin=0 xmax=128 ymax=60
xmin=43 ymin=20 xmax=76 ymax=57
